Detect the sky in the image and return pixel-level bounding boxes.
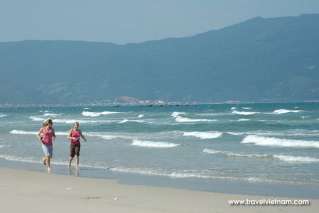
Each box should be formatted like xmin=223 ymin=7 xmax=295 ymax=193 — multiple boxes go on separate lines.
xmin=0 ymin=0 xmax=319 ymax=44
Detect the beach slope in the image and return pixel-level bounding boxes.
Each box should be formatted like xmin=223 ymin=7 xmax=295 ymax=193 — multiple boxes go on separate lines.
xmin=0 ymin=168 xmax=317 ymax=213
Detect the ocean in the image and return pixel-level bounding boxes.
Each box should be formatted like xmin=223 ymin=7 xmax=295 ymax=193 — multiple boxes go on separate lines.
xmin=0 ymin=103 xmax=319 ymax=197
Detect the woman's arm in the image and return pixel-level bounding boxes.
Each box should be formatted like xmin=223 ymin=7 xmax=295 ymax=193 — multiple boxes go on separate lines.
xmin=67 ymin=129 xmax=73 ymax=140
xmin=37 ymin=128 xmax=43 ymax=142
xmin=52 ymin=128 xmax=56 ymax=139
xmin=80 ymin=130 xmax=87 ymax=142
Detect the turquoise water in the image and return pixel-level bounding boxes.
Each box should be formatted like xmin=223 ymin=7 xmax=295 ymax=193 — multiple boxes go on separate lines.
xmin=0 ymin=103 xmax=319 ymax=196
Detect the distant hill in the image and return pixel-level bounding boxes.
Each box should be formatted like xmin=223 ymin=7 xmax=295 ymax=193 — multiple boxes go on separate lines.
xmin=0 ymin=14 xmax=319 ymax=104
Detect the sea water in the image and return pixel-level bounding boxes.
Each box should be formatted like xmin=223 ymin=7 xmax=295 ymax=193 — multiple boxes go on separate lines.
xmin=0 ymin=103 xmax=319 ymax=197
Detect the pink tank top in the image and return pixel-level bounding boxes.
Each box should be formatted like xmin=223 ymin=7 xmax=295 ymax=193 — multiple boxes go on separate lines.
xmin=42 ymin=127 xmax=54 ymax=145
xmin=70 ymin=129 xmax=81 ymax=145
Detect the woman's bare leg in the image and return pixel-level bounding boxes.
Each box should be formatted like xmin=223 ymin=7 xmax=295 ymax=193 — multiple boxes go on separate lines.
xmin=69 ymin=157 xmax=73 ymax=168
xmin=42 ymin=157 xmax=47 ymax=166
xmin=76 ymin=156 xmax=79 ymax=169
xmin=47 ymin=156 xmax=51 ymax=173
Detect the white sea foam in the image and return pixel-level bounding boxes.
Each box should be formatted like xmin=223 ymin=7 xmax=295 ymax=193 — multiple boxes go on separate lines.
xmin=0 ymin=113 xmax=7 ymax=118
xmin=172 ymin=112 xmax=213 ymax=123
xmin=272 ymin=109 xmax=302 ymax=114
xmin=231 ymin=110 xmax=258 ymax=115
xmin=0 ymin=153 xmax=295 ymax=183
xmin=138 ymin=114 xmax=144 ymax=118
xmin=273 ymin=155 xmax=319 ymax=163
xmin=230 ymin=107 xmax=237 ymax=110
xmin=183 ymin=131 xmax=223 ymax=139
xmin=242 ymin=135 xmax=319 ymax=149
xmin=171 ymin=112 xmax=186 ymax=118
xmin=131 ymin=140 xmax=179 ymax=148
xmin=9 ymin=130 xmax=132 ymax=139
xmin=99 ymin=135 xmax=124 ymax=140
xmin=31 ymin=116 xmax=88 ymax=124
xmin=43 ymin=113 xmax=60 ymax=117
xmin=227 ymin=132 xmax=245 ymax=136
xmin=109 ymin=167 xmax=270 ymax=182
xmin=246 ymin=177 xmax=264 ymax=183
xmin=29 ymin=116 xmax=45 ymax=121
xmin=82 ymin=111 xmax=120 ymax=117
xmin=203 ymin=148 xmax=319 ymax=163
xmin=242 ymin=107 xmax=252 ymax=110
xmin=119 ymin=119 xmax=129 ymax=124
xmin=0 ymin=155 xmax=39 ymax=164
xmin=10 ymin=130 xmax=38 ymax=135
xmin=118 ymin=119 xmax=147 ymax=124
xmin=10 ymin=129 xmax=68 ymax=136
xmin=109 ymin=167 xmax=221 ymax=180
xmin=202 ymin=148 xmax=223 ymax=154
xmin=237 ymin=118 xmax=250 ymax=121
xmin=228 ymin=130 xmax=319 ymax=137
xmin=0 ymin=154 xmax=232 ymax=181
xmin=203 ymin=148 xmax=269 ymax=158
xmin=86 ymin=132 xmax=132 ymax=140
xmin=53 ymin=118 xmax=99 ymax=124
xmin=175 ymin=116 xmax=214 ymax=123
xmin=0 ymin=154 xmax=80 ymax=167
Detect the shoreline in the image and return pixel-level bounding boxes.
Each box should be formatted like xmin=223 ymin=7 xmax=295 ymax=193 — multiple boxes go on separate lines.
xmin=0 ymin=167 xmax=318 ymax=213
xmin=1 ymin=159 xmax=319 ymax=199
xmin=0 ymin=159 xmax=319 ymax=199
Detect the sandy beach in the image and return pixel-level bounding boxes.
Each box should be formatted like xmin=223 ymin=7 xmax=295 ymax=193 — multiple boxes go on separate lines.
xmin=0 ymin=167 xmax=317 ymax=213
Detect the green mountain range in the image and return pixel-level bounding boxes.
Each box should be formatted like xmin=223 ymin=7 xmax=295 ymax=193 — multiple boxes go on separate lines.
xmin=0 ymin=14 xmax=318 ymax=104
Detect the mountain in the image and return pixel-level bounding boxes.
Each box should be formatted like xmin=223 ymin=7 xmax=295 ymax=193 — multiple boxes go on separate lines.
xmin=0 ymin=14 xmax=319 ymax=104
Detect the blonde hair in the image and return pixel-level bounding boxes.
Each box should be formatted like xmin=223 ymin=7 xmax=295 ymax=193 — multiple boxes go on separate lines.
xmin=42 ymin=120 xmax=48 ymax=127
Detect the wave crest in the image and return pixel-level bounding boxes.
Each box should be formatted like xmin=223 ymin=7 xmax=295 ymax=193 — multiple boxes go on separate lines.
xmin=231 ymin=110 xmax=258 ymax=115
xmin=272 ymin=109 xmax=302 ymax=114
xmin=82 ymin=111 xmax=120 ymax=117
xmin=203 ymin=148 xmax=270 ymax=158
xmin=273 ymin=155 xmax=319 ymax=163
xmin=242 ymin=135 xmax=319 ymax=149
xmin=10 ymin=130 xmax=68 ymax=136
xmin=203 ymin=149 xmax=319 ymax=163
xmin=131 ymin=140 xmax=179 ymax=148
xmin=183 ymin=131 xmax=223 ymax=139
xmin=0 ymin=113 xmax=7 ymax=118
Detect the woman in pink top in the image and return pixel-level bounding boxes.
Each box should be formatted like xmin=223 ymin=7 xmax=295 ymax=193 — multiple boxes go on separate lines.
xmin=37 ymin=119 xmax=56 ymax=172
xmin=68 ymin=122 xmax=87 ymax=169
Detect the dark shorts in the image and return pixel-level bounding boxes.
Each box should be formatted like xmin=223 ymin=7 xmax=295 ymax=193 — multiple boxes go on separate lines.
xmin=70 ymin=143 xmax=80 ymax=157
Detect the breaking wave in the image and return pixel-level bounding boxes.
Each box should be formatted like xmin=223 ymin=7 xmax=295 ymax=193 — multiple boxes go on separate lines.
xmin=203 ymin=148 xmax=270 ymax=159
xmin=171 ymin=112 xmax=216 ymax=123
xmin=273 ymin=155 xmax=319 ymax=163
xmin=43 ymin=113 xmax=60 ymax=117
xmin=183 ymin=131 xmax=223 ymax=139
xmin=10 ymin=130 xmax=68 ymax=136
xmin=231 ymin=110 xmax=258 ymax=115
xmin=0 ymin=113 xmax=7 ymax=118
xmin=272 ymin=109 xmax=302 ymax=114
xmin=203 ymin=149 xmax=319 ymax=163
xmin=29 ymin=116 xmax=102 ymax=124
xmin=118 ymin=119 xmax=148 ymax=124
xmin=131 ymin=140 xmax=180 ymax=148
xmin=241 ymin=135 xmax=319 ymax=149
xmin=82 ymin=111 xmax=121 ymax=117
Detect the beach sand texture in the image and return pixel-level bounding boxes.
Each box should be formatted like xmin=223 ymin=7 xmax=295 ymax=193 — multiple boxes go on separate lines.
xmin=0 ymin=168 xmax=317 ymax=213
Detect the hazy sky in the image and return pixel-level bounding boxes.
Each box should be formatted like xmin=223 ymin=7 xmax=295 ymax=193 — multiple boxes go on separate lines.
xmin=0 ymin=0 xmax=318 ymax=44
